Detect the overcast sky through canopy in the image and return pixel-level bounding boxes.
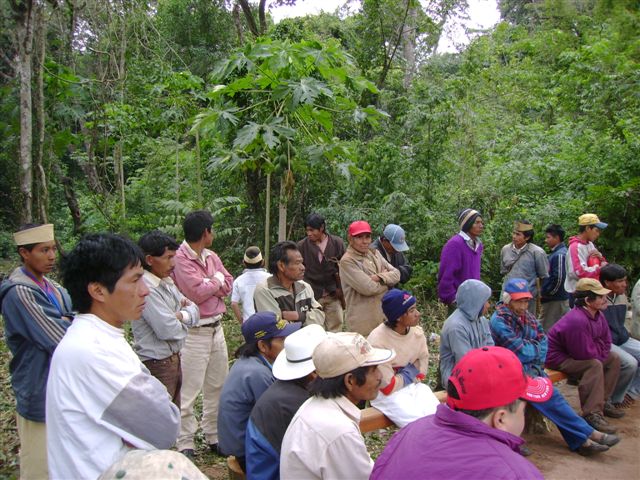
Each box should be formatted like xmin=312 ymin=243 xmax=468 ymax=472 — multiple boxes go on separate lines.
xmin=271 ymin=0 xmax=501 ymax=53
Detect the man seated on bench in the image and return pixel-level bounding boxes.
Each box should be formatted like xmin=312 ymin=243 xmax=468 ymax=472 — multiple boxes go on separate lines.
xmin=367 ymin=289 xmax=439 ymax=427
xmin=217 ymin=312 xmax=300 ymax=473
xmin=491 ymin=278 xmax=620 ymax=456
xmin=280 ymin=333 xmax=395 ymax=479
xmin=371 ymin=346 xmax=550 ymax=479
xmin=439 ymin=279 xmax=493 ymax=386
xmin=245 ymin=324 xmax=327 ymax=480
xmin=546 ymin=278 xmax=624 ymax=434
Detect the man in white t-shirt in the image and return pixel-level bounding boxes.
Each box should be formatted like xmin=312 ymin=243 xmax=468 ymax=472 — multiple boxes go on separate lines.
xmin=46 ymin=233 xmax=180 ymax=480
xmin=231 ymin=246 xmax=270 ymax=323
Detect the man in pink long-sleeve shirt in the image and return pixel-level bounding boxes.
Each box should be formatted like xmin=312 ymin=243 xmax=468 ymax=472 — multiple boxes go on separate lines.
xmin=172 ymin=210 xmax=233 ymax=458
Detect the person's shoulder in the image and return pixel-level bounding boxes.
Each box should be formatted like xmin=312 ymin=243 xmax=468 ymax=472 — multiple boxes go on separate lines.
xmin=329 ymin=233 xmax=345 ymax=245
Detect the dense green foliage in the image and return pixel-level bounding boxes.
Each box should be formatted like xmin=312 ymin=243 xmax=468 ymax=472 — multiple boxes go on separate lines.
xmin=0 ymin=0 xmax=638 ymax=288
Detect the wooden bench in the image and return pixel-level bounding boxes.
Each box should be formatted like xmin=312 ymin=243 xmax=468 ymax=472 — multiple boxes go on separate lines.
xmin=227 ymin=369 xmax=568 ymax=476
xmin=359 ymin=369 xmax=567 ymax=433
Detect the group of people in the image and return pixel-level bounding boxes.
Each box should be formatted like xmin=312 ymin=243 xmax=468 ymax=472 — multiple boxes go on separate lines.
xmin=1 ymin=207 xmax=639 ymax=479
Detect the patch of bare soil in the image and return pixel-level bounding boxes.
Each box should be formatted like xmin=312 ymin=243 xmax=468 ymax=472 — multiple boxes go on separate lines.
xmin=525 ymin=382 xmax=640 ymax=480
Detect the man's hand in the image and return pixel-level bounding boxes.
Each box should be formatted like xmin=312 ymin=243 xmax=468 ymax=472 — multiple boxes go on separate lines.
xmin=213 ymin=271 xmax=225 ymax=283
xmin=281 ymin=310 xmax=300 ymax=321
xmin=180 ymin=298 xmax=192 ymax=308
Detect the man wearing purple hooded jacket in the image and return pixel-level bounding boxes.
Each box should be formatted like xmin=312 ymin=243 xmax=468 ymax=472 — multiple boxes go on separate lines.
xmin=438 ymin=209 xmax=484 ymax=310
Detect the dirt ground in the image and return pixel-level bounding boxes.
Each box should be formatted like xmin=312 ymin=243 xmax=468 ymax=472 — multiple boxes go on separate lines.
xmin=526 ymin=381 xmax=640 ymax=480
xmin=198 ymin=381 xmax=639 ymax=480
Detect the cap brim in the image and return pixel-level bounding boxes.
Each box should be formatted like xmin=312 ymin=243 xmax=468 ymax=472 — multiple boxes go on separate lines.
xmin=594 ymin=222 xmax=608 ymax=229
xmin=593 ymin=287 xmax=611 ymax=295
xmin=350 ymin=228 xmax=372 ymax=236
xmin=390 ymin=241 xmax=409 ymax=252
xmin=522 ymin=376 xmax=553 ymax=403
xmin=509 ymin=292 xmax=533 ymax=300
xmin=272 ymin=350 xmax=315 ymax=381
xmin=362 ymin=347 xmax=396 ymax=367
xmin=271 ymin=321 xmax=302 ymax=340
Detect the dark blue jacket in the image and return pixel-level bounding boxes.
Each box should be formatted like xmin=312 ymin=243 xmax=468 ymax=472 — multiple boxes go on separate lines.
xmin=245 ymin=379 xmax=310 ymax=480
xmin=604 ymin=296 xmax=630 ymax=346
xmin=541 ymin=243 xmax=569 ymax=302
xmin=0 ymin=268 xmax=73 ymax=422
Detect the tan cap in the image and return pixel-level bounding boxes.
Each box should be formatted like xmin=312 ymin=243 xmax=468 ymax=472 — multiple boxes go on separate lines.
xmin=578 ymin=214 xmax=607 ymax=229
xmin=312 ymin=332 xmax=395 ymax=378
xmin=514 ymin=221 xmax=533 ymax=232
xmin=13 ymin=224 xmax=54 ymax=246
xmin=575 ymin=278 xmax=610 ymax=295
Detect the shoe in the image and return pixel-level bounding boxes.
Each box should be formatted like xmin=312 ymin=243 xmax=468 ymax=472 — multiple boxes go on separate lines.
xmin=603 ymin=402 xmax=625 ymax=418
xmin=583 ymin=413 xmax=618 ymax=434
xmin=519 ymin=445 xmax=533 ymax=457
xmin=209 ymin=443 xmax=220 ymax=455
xmin=576 ymin=441 xmax=609 ymax=457
xmin=593 ymin=433 xmax=620 ymax=447
xmin=180 ymin=449 xmax=195 ymax=459
xmin=613 ymin=394 xmax=636 ymax=409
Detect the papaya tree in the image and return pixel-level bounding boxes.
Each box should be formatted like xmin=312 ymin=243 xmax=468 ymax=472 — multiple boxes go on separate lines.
xmin=193 ymin=38 xmax=387 ymax=256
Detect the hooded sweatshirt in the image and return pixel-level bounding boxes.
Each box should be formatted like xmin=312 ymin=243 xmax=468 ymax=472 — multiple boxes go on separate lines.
xmin=564 ymin=235 xmax=602 ymax=293
xmin=439 ymin=279 xmax=493 ymax=386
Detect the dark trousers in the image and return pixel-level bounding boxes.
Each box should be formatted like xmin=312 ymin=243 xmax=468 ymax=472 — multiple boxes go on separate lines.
xmin=557 ymin=352 xmax=621 ymax=416
xmin=144 ymin=353 xmax=182 ymax=408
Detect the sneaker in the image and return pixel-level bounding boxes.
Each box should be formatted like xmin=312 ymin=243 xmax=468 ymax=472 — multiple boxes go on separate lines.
xmin=576 ymin=441 xmax=609 ymax=457
xmin=613 ymin=394 xmax=636 ymax=409
xmin=593 ymin=433 xmax=621 ymax=447
xmin=603 ymin=401 xmax=625 ymax=418
xmin=180 ymin=449 xmax=195 ymax=459
xmin=583 ymin=413 xmax=618 ymax=434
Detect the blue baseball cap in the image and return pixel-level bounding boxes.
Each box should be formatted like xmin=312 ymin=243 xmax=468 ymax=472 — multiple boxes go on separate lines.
xmin=504 ymin=278 xmax=533 ymax=300
xmin=383 ymin=224 xmax=409 ymax=252
xmin=241 ymin=311 xmax=301 ymax=343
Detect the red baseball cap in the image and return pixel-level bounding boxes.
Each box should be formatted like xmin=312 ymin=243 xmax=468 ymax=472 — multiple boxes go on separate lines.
xmin=348 ymin=220 xmax=372 ymax=237
xmin=446 ymin=346 xmax=552 ymax=411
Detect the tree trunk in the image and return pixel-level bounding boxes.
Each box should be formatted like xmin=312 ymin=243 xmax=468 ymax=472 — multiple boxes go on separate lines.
xmin=264 ymin=172 xmax=271 ymax=265
xmin=232 ymin=3 xmax=245 ymax=45
xmin=15 ymin=0 xmax=36 ymax=224
xmin=402 ymin=4 xmax=417 ymax=89
xmin=236 ymin=0 xmax=259 ymax=38
xmin=52 ymin=162 xmax=83 ymax=234
xmin=278 ymin=175 xmax=287 ymax=242
xmin=33 ymin=3 xmax=48 ymax=223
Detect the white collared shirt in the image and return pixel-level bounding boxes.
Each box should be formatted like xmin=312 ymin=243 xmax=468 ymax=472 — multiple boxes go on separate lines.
xmin=280 ymin=395 xmax=373 ymax=480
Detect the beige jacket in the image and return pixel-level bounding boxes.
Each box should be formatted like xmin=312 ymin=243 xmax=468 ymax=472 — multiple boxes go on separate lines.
xmin=339 ymin=246 xmax=400 ymax=336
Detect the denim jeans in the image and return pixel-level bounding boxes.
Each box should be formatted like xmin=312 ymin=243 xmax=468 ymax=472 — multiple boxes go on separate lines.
xmin=611 ymin=339 xmax=640 ymax=401
xmin=532 ymin=388 xmax=593 ymax=450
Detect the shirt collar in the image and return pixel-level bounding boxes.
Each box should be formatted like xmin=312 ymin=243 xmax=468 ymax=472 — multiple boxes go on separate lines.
xmin=181 ymin=240 xmax=212 ymax=263
xmin=335 ymin=395 xmax=362 ymax=423
xmin=143 ymin=270 xmax=176 ymax=288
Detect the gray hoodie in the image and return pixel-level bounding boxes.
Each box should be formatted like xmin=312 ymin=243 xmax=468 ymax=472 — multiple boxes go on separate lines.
xmin=439 ymin=279 xmax=494 ymax=386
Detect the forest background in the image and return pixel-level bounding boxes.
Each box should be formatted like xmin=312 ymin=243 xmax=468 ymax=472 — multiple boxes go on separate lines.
xmin=0 ymin=0 xmax=639 ymax=474
xmin=1 ymin=0 xmax=639 ymax=290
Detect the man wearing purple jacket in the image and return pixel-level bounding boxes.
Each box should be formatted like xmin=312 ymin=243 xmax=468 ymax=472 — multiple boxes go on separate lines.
xmin=371 ymin=346 xmax=550 ymax=480
xmin=438 ymin=209 xmax=484 ymax=311
xmin=546 ymin=278 xmax=623 ymax=434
